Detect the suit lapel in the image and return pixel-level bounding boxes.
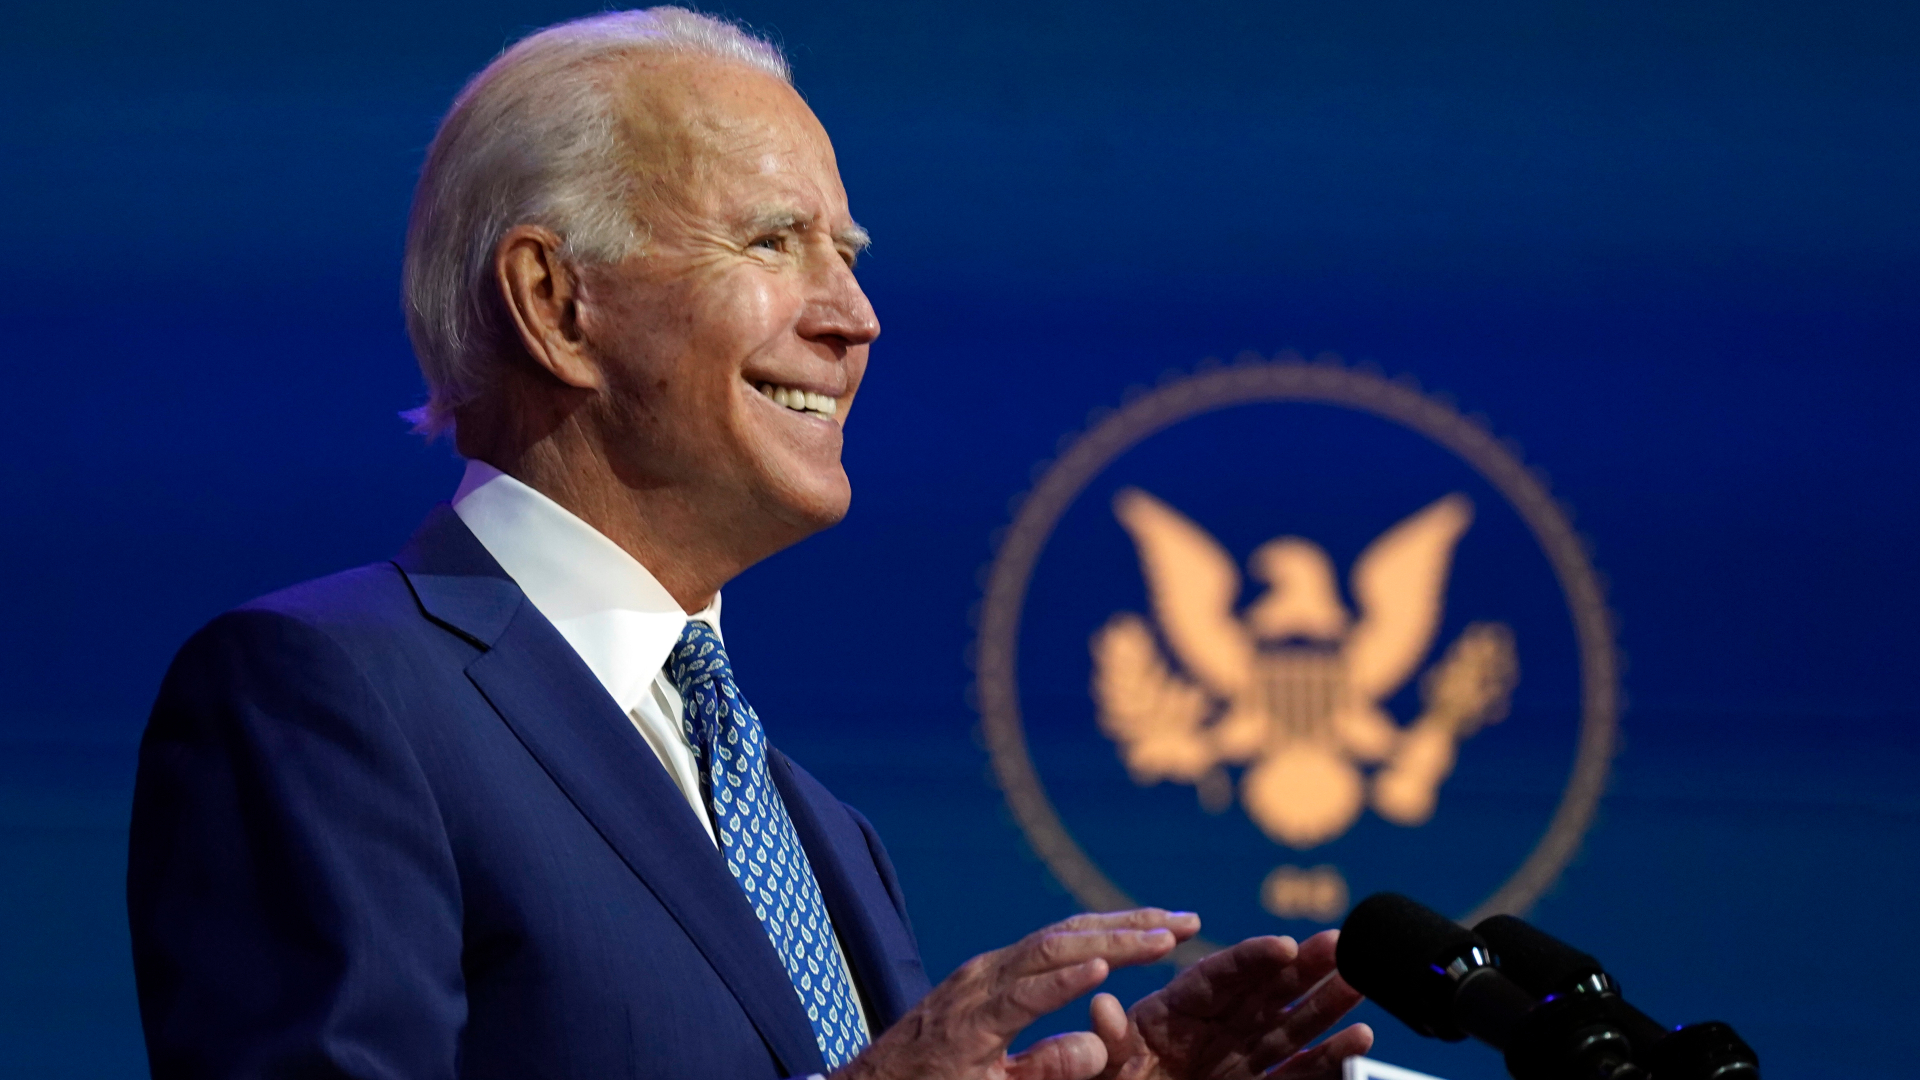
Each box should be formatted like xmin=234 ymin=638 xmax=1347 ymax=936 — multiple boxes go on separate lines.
xmin=394 ymin=507 xmax=828 ymax=1076
xmin=771 ymin=752 xmax=924 ymax=1029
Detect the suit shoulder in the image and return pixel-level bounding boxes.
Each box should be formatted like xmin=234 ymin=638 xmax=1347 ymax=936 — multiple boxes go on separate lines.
xmin=154 ymin=561 xmax=463 ymax=745
xmin=237 ymin=561 xmax=414 ymax=627
xmin=174 ymin=561 xmax=433 ymax=674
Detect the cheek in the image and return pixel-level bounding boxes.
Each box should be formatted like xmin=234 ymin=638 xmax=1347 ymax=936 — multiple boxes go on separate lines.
xmin=588 ymin=284 xmax=686 ymax=398
xmin=845 ymin=346 xmax=870 ymax=392
xmin=694 ymin=272 xmax=795 ymax=371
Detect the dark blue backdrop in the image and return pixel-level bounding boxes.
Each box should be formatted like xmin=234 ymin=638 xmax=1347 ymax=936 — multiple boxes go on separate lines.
xmin=3 ymin=2 xmax=1916 ymax=1076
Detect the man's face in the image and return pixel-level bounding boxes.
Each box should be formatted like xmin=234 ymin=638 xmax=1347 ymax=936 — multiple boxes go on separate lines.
xmin=576 ymin=56 xmax=878 ymax=542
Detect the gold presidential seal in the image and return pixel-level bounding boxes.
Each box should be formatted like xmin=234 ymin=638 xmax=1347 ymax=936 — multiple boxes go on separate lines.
xmin=972 ymin=356 xmax=1618 ymax=964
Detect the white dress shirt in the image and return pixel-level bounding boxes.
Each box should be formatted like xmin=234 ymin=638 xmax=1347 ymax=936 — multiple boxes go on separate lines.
xmin=450 ymin=460 xmax=870 ymax=1043
xmin=453 ymin=460 xmax=720 ymax=840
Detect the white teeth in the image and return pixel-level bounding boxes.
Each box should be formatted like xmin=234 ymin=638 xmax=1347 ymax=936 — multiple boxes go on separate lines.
xmin=754 ymin=380 xmax=838 ymax=419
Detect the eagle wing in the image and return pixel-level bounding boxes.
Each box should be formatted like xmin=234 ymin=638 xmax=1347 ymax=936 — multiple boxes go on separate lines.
xmin=1112 ymin=487 xmax=1254 ymax=696
xmin=1091 ymin=613 xmax=1217 ymax=783
xmin=1345 ymin=493 xmax=1475 ymax=701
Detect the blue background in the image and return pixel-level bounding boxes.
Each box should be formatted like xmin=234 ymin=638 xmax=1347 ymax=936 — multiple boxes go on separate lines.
xmin=3 ymin=1 xmax=1916 ymax=1076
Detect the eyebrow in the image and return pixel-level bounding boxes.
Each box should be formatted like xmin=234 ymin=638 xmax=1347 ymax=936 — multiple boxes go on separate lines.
xmin=742 ymin=207 xmax=872 ymax=253
xmin=835 ymin=223 xmax=872 ymax=253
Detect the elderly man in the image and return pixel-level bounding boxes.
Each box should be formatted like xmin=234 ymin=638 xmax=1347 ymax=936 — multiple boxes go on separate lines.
xmin=127 ymin=9 xmax=1372 ymax=1080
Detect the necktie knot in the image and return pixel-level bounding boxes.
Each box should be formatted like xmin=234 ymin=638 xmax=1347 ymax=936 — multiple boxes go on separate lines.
xmin=668 ymin=620 xmax=730 ymax=694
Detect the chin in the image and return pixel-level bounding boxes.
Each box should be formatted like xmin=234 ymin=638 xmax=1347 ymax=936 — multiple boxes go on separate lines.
xmin=796 ymin=483 xmax=853 ymax=531
xmin=762 ymin=469 xmax=852 ymax=534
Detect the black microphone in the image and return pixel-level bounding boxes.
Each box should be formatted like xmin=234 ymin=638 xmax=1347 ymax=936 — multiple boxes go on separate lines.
xmin=1337 ymin=892 xmax=1537 ymax=1044
xmin=1339 ymin=893 xmax=1646 ymax=1080
xmin=1473 ymin=915 xmax=1667 ymax=1048
xmin=1474 ymin=914 xmax=1759 ymax=1080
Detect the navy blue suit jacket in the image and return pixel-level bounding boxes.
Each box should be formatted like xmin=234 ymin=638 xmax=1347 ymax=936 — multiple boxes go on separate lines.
xmin=127 ymin=506 xmax=931 ymax=1079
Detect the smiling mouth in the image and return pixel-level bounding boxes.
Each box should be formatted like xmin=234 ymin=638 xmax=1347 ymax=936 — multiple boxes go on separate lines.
xmin=754 ymin=381 xmax=839 ymax=420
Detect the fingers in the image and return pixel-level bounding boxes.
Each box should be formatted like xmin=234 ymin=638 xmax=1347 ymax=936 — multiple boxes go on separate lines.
xmin=1050 ymin=908 xmax=1203 ymax=940
xmin=1264 ymin=1023 xmax=1375 ymax=1080
xmin=1156 ymin=935 xmax=1301 ymax=1019
xmin=1291 ymin=967 xmax=1364 ymax=1033
xmin=1242 ymin=971 xmax=1367 ymax=1075
xmin=972 ymin=911 xmax=1191 ymax=1035
xmin=1089 ymin=992 xmax=1129 ymax=1046
xmin=1123 ymin=927 xmax=1359 ymax=1078
xmin=896 ymin=910 xmax=1196 ymax=1071
xmin=1295 ymin=929 xmax=1341 ymax=972
xmin=1273 ymin=930 xmax=1342 ymax=1001
xmin=1006 ymin=1031 xmax=1110 ymax=1080
xmin=1227 ymin=929 xmax=1344 ymax=1019
xmin=1088 ymin=991 xmax=1144 ymax=1080
xmin=987 ymin=958 xmax=1114 ymax=1032
xmin=1010 ymin=927 xmax=1182 ymax=980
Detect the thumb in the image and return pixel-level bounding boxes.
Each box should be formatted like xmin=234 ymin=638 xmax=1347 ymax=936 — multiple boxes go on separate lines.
xmin=1089 ymin=992 xmax=1129 ymax=1049
xmin=1005 ymin=1031 xmax=1109 ymax=1080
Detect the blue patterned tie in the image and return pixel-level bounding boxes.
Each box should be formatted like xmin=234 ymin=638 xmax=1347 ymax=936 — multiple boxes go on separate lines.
xmin=667 ymin=621 xmax=870 ymax=1069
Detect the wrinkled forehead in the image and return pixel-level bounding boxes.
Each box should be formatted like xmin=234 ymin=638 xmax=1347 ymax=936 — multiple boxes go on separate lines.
xmin=608 ymin=54 xmax=841 ymax=210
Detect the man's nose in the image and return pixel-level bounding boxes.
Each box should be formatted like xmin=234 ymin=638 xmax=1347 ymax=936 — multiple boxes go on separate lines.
xmin=800 ymin=259 xmax=880 ymax=350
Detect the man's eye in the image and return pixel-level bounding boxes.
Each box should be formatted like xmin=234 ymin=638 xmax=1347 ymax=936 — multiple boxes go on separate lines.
xmin=750 ymin=234 xmax=785 ymax=252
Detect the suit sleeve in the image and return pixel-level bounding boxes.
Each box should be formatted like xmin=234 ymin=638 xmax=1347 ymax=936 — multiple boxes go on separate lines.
xmin=127 ymin=608 xmax=465 ymax=1080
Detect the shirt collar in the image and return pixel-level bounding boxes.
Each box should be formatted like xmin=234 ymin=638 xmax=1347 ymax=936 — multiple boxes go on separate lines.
xmin=450 ymin=460 xmax=721 ymax=714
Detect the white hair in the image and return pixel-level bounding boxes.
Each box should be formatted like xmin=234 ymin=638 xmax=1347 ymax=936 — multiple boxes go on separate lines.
xmin=400 ymin=7 xmax=790 ymax=438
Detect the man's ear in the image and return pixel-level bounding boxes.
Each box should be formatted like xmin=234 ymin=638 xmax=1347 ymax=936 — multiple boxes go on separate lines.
xmin=495 ymin=225 xmax=604 ymax=391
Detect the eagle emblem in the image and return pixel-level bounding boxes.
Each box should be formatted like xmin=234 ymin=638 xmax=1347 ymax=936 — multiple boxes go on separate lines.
xmin=1091 ymin=488 xmax=1519 ymax=849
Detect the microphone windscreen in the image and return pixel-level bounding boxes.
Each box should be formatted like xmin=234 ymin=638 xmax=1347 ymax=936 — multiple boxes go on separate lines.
xmin=1472 ymin=915 xmax=1606 ymax=997
xmin=1338 ymin=893 xmax=1484 ymax=1040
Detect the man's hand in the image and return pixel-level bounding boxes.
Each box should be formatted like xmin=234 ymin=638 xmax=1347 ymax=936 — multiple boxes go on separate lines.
xmin=834 ymin=909 xmax=1202 ymax=1080
xmin=1088 ymin=929 xmax=1373 ymax=1080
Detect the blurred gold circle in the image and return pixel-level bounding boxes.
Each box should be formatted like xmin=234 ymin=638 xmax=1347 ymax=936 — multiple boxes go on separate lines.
xmin=973 ymin=356 xmax=1618 ymax=962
